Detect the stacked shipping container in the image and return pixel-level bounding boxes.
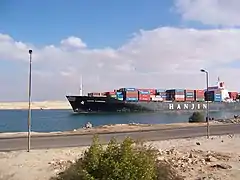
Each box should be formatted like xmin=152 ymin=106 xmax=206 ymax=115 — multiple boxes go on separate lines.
xmin=228 ymin=92 xmax=238 ymax=100
xmin=166 ymin=89 xmax=185 ymax=102
xmin=87 ymin=86 xmax=239 ymax=102
xmin=138 ymin=89 xmax=151 ymax=101
xmin=205 ymin=90 xmax=222 ymax=102
xmin=105 ymin=91 xmax=117 ymax=99
xmin=120 ymin=88 xmax=138 ymax=101
xmin=116 ymin=91 xmax=124 ymax=100
xmin=195 ymin=90 xmax=205 ymax=102
xmin=156 ymin=89 xmax=167 ymax=101
xmin=184 ymin=90 xmax=195 ymax=102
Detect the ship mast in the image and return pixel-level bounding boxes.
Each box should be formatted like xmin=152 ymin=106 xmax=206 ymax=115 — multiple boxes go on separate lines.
xmin=80 ymin=75 xmax=83 ymax=96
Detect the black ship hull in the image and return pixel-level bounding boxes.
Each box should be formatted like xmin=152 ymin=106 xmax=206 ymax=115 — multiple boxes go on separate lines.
xmin=66 ymin=95 xmax=240 ymax=113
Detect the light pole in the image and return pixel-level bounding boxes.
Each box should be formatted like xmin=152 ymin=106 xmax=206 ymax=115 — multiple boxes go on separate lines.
xmin=200 ymin=69 xmax=209 ymax=139
xmin=27 ymin=49 xmax=33 ymax=152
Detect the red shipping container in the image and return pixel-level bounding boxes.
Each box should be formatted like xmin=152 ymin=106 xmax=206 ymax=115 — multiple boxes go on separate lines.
xmin=175 ymin=98 xmax=185 ymax=102
xmin=139 ymin=97 xmax=151 ymax=101
xmin=105 ymin=91 xmax=115 ymax=95
xmin=139 ymin=94 xmax=150 ymax=98
xmin=185 ymin=98 xmax=195 ymax=102
xmin=195 ymin=90 xmax=204 ymax=97
xmin=229 ymin=92 xmax=238 ymax=99
xmin=138 ymin=89 xmax=156 ymax=95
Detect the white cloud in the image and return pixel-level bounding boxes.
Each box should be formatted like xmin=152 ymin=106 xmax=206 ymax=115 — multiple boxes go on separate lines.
xmin=1 ymin=27 xmax=240 ymax=101
xmin=60 ymin=36 xmax=87 ymax=50
xmin=174 ymin=0 xmax=240 ymax=26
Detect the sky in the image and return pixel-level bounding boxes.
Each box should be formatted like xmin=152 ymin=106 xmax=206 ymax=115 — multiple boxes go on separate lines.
xmin=1 ymin=0 xmax=240 ymax=101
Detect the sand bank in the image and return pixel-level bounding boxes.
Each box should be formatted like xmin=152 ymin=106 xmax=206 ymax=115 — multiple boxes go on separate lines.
xmin=0 ymin=134 xmax=239 ymax=180
xmin=0 ymin=101 xmax=71 ymax=110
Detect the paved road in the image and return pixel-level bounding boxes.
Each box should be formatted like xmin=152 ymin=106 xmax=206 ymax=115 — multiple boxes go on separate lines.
xmin=0 ymin=124 xmax=239 ymax=151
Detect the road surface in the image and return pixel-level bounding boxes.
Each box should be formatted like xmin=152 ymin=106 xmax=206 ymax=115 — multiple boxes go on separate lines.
xmin=0 ymin=124 xmax=239 ymax=151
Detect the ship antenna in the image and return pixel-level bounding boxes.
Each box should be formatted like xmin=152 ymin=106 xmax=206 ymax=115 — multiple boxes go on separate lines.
xmin=80 ymin=75 xmax=83 ymax=96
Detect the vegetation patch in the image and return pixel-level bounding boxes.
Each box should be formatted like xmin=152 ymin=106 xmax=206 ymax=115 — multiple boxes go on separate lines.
xmin=51 ymin=135 xmax=182 ymax=180
xmin=189 ymin=112 xmax=205 ymax=123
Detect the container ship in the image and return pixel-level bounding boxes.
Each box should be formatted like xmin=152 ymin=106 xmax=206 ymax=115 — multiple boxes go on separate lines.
xmin=66 ymin=78 xmax=240 ymax=113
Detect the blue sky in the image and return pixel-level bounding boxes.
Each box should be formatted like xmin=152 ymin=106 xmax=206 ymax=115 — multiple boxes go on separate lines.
xmin=1 ymin=0 xmax=240 ymax=101
xmin=0 ymin=0 xmax=184 ymax=48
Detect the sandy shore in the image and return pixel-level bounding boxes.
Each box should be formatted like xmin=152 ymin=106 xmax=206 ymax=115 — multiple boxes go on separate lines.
xmin=0 ymin=101 xmax=71 ymax=110
xmin=0 ymin=122 xmax=217 ymax=139
xmin=0 ymin=134 xmax=239 ymax=180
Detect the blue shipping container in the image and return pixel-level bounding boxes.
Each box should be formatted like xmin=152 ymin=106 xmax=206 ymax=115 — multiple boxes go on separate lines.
xmin=156 ymin=89 xmax=166 ymax=93
xmin=175 ymin=89 xmax=185 ymax=92
xmin=139 ymin=91 xmax=150 ymax=94
xmin=126 ymin=97 xmax=138 ymax=101
xmin=214 ymin=94 xmax=222 ymax=101
xmin=125 ymin=88 xmax=136 ymax=91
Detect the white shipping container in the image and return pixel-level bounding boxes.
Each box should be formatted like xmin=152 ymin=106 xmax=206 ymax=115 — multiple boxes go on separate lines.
xmin=151 ymin=96 xmax=163 ymax=102
xmin=175 ymin=95 xmax=185 ymax=98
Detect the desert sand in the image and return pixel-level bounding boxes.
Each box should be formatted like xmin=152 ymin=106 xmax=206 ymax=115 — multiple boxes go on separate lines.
xmin=0 ymin=101 xmax=71 ymax=110
xmin=0 ymin=134 xmax=239 ymax=180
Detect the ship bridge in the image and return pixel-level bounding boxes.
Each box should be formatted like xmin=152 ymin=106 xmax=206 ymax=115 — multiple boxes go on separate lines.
xmin=207 ymin=77 xmax=230 ymax=102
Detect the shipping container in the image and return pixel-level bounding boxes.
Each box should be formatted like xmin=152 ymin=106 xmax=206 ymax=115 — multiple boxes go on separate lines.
xmin=195 ymin=90 xmax=205 ymax=101
xmin=151 ymin=96 xmax=163 ymax=102
xmin=175 ymin=98 xmax=185 ymax=102
xmin=157 ymin=92 xmax=167 ymax=96
xmin=156 ymin=89 xmax=166 ymax=93
xmin=166 ymin=89 xmax=185 ymax=101
xmin=124 ymin=88 xmax=137 ymax=91
xmin=139 ymin=95 xmax=151 ymax=101
xmin=228 ymin=92 xmax=238 ymax=100
xmin=139 ymin=90 xmax=150 ymax=95
xmin=125 ymin=97 xmax=138 ymax=101
xmin=138 ymin=89 xmax=156 ymax=95
xmin=105 ymin=91 xmax=116 ymax=96
xmin=205 ymin=91 xmax=222 ymax=102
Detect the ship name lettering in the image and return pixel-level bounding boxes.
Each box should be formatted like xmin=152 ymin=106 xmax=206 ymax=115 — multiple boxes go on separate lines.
xmin=203 ymin=104 xmax=207 ymax=109
xmin=197 ymin=104 xmax=201 ymax=109
xmin=177 ymin=104 xmax=181 ymax=109
xmin=169 ymin=104 xmax=174 ymax=110
xmin=191 ymin=104 xmax=195 ymax=110
xmin=183 ymin=104 xmax=188 ymax=109
xmin=168 ymin=103 xmax=208 ymax=110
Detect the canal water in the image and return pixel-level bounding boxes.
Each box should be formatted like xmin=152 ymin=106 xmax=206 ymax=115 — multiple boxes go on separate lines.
xmin=0 ymin=109 xmax=238 ymax=132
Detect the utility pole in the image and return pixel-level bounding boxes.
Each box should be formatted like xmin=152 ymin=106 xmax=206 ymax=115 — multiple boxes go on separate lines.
xmin=200 ymin=69 xmax=210 ymax=139
xmin=27 ymin=49 xmax=33 ymax=152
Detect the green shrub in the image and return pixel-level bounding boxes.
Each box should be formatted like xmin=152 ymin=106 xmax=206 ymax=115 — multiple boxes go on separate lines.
xmin=51 ymin=135 xmax=182 ymax=180
xmin=189 ymin=112 xmax=205 ymax=123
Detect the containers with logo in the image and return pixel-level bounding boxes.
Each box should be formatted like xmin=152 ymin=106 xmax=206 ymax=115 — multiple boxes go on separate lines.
xmin=195 ymin=90 xmax=205 ymax=102
xmin=205 ymin=90 xmax=222 ymax=102
xmin=184 ymin=89 xmax=195 ymax=102
xmin=166 ymin=89 xmax=185 ymax=102
xmin=155 ymin=89 xmax=166 ymax=101
xmin=121 ymin=88 xmax=138 ymax=101
xmin=138 ymin=89 xmax=151 ymax=101
xmin=138 ymin=89 xmax=156 ymax=95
